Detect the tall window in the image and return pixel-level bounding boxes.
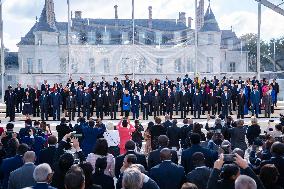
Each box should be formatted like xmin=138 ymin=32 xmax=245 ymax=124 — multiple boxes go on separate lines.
xmin=89 ymin=58 xmax=95 ymax=73
xmin=38 ymin=59 xmax=43 ymax=73
xmin=27 ymin=58 xmax=33 ymax=74
xmin=60 ymin=58 xmax=67 ymax=73
xmin=175 ymin=58 xmax=182 ymax=73
xmin=187 ymin=58 xmax=193 ymax=72
xmin=156 ymin=58 xmax=163 ymax=73
xmin=104 ymin=58 xmax=110 ymax=73
xmin=138 ymin=58 xmax=146 ymax=73
xmin=208 ymin=34 xmax=214 ymax=45
xmin=229 ymin=62 xmax=236 ymax=72
xmin=206 ymin=57 xmax=213 ymax=73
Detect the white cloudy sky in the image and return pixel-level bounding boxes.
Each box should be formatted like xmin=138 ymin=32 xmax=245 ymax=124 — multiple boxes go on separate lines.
xmin=2 ymin=0 xmax=284 ymax=51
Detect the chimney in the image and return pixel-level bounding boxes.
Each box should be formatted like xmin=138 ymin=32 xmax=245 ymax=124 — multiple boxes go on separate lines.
xmin=75 ymin=11 xmax=82 ymax=19
xmin=188 ymin=17 xmax=193 ymax=29
xmin=114 ymin=5 xmax=118 ymax=19
xmin=148 ymin=6 xmax=153 ymax=28
xmin=178 ymin=12 xmax=186 ymax=25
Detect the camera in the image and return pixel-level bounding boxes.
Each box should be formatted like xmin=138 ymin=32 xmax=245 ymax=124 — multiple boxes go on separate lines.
xmin=70 ymin=132 xmax=83 ymax=139
xmin=223 ymin=154 xmax=236 ymax=163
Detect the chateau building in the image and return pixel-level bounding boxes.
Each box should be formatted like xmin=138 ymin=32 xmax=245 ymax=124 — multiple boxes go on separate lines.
xmin=17 ymin=0 xmax=248 ymax=84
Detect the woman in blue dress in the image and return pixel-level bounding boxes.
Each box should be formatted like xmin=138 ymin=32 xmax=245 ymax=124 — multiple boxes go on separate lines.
xmin=22 ymin=91 xmax=33 ymax=119
xmin=122 ymin=89 xmax=131 ymax=118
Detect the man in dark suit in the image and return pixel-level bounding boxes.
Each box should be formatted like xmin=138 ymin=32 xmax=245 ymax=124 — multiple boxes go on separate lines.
xmin=37 ymin=136 xmax=58 ymax=167
xmin=250 ymin=87 xmax=260 ymax=117
xmin=207 ymin=88 xmax=216 ymax=115
xmin=77 ymin=76 xmax=86 ymax=88
xmin=186 ymin=152 xmax=211 ymax=189
xmin=181 ymin=133 xmax=218 ymax=174
xmin=179 ymin=86 xmax=188 ymax=119
xmin=82 ymin=88 xmax=92 ymax=119
xmin=96 ymin=90 xmax=104 ymax=119
xmin=4 ymin=86 xmax=16 ymax=122
xmin=8 ymin=151 xmax=36 ymax=189
xmin=193 ymin=89 xmax=202 ymax=119
xmin=109 ymin=86 xmax=118 ymax=120
xmin=141 ymin=89 xmax=150 ymax=120
xmin=66 ymin=91 xmax=76 ymax=121
xmin=271 ymin=78 xmax=279 ymax=106
xmin=51 ymin=90 xmax=62 ymax=121
xmin=237 ymin=89 xmax=246 ymax=119
xmin=0 ymin=144 xmax=29 ymax=189
xmin=131 ymin=91 xmax=140 ymax=120
xmin=152 ymin=91 xmax=160 ymax=118
xmin=32 ymin=163 xmax=56 ymax=189
xmin=114 ymin=140 xmax=147 ymax=178
xmin=40 ymin=80 xmax=50 ymax=92
xmin=76 ymin=85 xmax=84 ymax=117
xmin=221 ymin=87 xmax=231 ymax=118
xmin=39 ymin=91 xmax=49 ymax=121
xmin=149 ymin=148 xmax=186 ymax=189
xmin=148 ymin=135 xmax=178 ymax=169
xmin=14 ymin=83 xmax=24 ymax=113
xmin=180 ymin=119 xmax=193 ymax=149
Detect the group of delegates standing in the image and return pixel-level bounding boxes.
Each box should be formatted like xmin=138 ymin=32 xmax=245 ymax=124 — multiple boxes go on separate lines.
xmin=4 ymin=75 xmax=280 ymax=122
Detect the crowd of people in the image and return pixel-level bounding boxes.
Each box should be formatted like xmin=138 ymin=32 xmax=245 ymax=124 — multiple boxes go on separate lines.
xmin=0 ymin=112 xmax=284 ymax=189
xmin=4 ymin=75 xmax=280 ymax=122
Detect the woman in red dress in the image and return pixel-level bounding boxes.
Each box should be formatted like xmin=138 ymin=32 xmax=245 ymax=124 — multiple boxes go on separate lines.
xmin=117 ymin=117 xmax=135 ymax=154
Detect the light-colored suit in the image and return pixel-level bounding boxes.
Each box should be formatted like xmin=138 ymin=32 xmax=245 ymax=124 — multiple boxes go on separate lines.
xmin=8 ymin=163 xmax=36 ymax=189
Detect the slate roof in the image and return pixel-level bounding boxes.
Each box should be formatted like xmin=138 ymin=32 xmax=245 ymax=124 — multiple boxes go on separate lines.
xmin=200 ymin=4 xmax=220 ymax=32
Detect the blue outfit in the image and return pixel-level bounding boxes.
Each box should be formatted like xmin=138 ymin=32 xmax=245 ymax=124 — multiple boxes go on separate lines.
xmin=250 ymin=90 xmax=260 ymax=116
xmin=122 ymin=94 xmax=131 ymax=111
xmin=21 ymin=136 xmax=46 ymax=157
xmin=81 ymin=124 xmax=106 ymax=155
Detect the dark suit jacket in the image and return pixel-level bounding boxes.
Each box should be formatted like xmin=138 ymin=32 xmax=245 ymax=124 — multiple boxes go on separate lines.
xmin=260 ymin=157 xmax=284 ymax=186
xmin=167 ymin=126 xmax=181 ymax=148
xmin=186 ymin=166 xmax=211 ymax=189
xmin=37 ymin=146 xmax=57 ymax=167
xmin=181 ymin=144 xmax=218 ymax=174
xmin=8 ymin=163 xmax=36 ymax=189
xmin=114 ymin=151 xmax=148 ymax=178
xmin=149 ymin=161 xmax=185 ymax=189
xmin=92 ymin=172 xmax=115 ymax=189
xmin=27 ymin=183 xmax=56 ymax=189
xmin=0 ymin=155 xmax=24 ymax=189
xmin=148 ymin=147 xmax=178 ymax=169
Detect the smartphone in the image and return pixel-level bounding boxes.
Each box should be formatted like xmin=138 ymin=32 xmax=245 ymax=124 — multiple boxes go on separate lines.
xmin=223 ymin=154 xmax=236 ymax=162
xmin=70 ymin=132 xmax=83 ymax=138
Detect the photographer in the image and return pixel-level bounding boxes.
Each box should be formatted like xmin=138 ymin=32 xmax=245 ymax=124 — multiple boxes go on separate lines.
xmin=207 ymin=154 xmax=265 ymax=189
xmin=132 ymin=120 xmax=144 ymax=152
xmin=21 ymin=128 xmax=46 ymax=156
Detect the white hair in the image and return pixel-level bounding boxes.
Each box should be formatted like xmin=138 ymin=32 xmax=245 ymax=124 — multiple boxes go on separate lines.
xmin=33 ymin=163 xmax=52 ymax=182
xmin=23 ymin=151 xmax=36 ymax=163
xmin=122 ymin=168 xmax=143 ymax=189
xmin=235 ymin=175 xmax=257 ymax=189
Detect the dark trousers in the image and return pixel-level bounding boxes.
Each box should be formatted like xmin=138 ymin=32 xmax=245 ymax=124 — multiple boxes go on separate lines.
xmin=194 ymin=105 xmax=201 ymax=118
xmin=40 ymin=106 xmax=48 ymax=121
xmin=77 ymin=103 xmax=82 ymax=117
xmin=33 ymin=101 xmax=40 ymax=117
xmin=142 ymin=104 xmax=149 ymax=120
xmin=217 ymin=101 xmax=222 ymax=115
xmin=175 ymin=101 xmax=179 ymax=115
xmin=110 ymin=104 xmax=117 ymax=119
xmin=180 ymin=104 xmax=187 ymax=118
xmin=237 ymin=105 xmax=244 ymax=119
xmin=222 ymin=105 xmax=229 ymax=118
xmin=104 ymin=105 xmax=110 ymax=116
xmin=251 ymin=103 xmax=259 ymax=117
xmin=83 ymin=106 xmax=90 ymax=119
xmin=68 ymin=108 xmax=75 ymax=121
xmin=187 ymin=102 xmax=193 ymax=115
xmin=166 ymin=105 xmax=173 ymax=119
xmin=124 ymin=110 xmax=130 ymax=117
xmin=91 ymin=101 xmax=95 ymax=116
xmin=96 ymin=106 xmax=103 ymax=119
xmin=153 ymin=105 xmax=160 ymax=118
xmin=53 ymin=106 xmax=60 ymax=120
xmin=132 ymin=107 xmax=139 ymax=120
xmin=16 ymin=99 xmax=22 ymax=113
xmin=208 ymin=105 xmax=216 ymax=115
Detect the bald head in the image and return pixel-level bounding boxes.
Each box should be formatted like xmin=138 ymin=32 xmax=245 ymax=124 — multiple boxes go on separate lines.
xmin=23 ymin=151 xmax=36 ymax=163
xmin=160 ymin=148 xmax=172 ymax=161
